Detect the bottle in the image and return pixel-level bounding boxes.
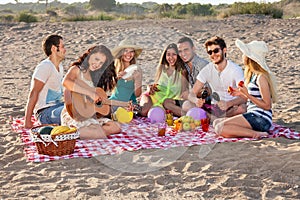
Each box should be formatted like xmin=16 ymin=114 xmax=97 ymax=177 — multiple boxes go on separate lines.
xmin=166 ymin=110 xmax=174 ymax=126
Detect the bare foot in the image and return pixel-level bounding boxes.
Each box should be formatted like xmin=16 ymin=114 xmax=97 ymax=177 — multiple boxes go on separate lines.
xmin=252 ymin=131 xmax=269 ymax=139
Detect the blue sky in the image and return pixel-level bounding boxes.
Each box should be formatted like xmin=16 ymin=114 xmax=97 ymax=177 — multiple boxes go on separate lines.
xmin=1 ymin=0 xmax=280 ymax=5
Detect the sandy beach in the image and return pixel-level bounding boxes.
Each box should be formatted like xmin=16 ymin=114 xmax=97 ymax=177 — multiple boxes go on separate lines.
xmin=1 ymin=15 xmax=299 ymax=199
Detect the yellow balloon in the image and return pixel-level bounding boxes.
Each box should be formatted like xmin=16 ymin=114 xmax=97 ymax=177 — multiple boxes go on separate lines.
xmin=115 ymin=107 xmax=133 ymax=123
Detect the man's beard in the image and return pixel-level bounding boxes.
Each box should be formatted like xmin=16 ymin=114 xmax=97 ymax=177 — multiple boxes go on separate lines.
xmin=214 ymin=53 xmax=225 ymax=65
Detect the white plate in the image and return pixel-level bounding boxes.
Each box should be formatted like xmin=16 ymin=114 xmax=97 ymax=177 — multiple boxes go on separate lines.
xmin=122 ymin=64 xmax=138 ymax=80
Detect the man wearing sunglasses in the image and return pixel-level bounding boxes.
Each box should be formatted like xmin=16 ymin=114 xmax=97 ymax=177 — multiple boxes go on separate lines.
xmin=163 ymin=36 xmax=209 ymax=116
xmin=185 ymin=36 xmax=246 ymax=118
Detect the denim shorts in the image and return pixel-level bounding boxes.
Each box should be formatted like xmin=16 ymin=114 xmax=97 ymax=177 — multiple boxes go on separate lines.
xmin=36 ymin=102 xmax=64 ymax=125
xmin=243 ymin=112 xmax=271 ymax=132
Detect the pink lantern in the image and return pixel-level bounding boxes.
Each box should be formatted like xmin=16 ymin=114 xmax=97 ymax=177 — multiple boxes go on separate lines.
xmin=147 ymin=106 xmax=166 ymax=123
xmin=186 ymin=107 xmax=206 ymax=120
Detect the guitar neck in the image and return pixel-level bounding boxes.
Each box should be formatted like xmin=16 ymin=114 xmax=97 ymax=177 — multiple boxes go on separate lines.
xmin=102 ymin=99 xmax=129 ymax=107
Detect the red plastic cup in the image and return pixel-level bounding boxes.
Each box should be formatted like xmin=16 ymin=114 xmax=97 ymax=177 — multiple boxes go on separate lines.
xmin=201 ymin=118 xmax=210 ymax=132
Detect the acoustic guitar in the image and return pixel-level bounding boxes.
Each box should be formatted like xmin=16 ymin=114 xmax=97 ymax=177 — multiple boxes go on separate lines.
xmin=64 ymin=87 xmax=136 ymax=121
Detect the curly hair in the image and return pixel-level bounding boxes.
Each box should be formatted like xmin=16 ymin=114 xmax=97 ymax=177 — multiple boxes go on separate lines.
xmin=70 ymin=45 xmax=117 ymax=92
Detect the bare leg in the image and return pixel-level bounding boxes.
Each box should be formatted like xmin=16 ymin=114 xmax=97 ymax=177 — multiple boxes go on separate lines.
xmin=212 ymin=117 xmax=226 ymax=128
xmin=163 ymin=98 xmax=183 ymax=117
xmin=79 ymin=124 xmax=107 ymax=139
xmin=220 ymin=125 xmax=268 ymax=138
xmin=181 ymin=100 xmax=196 ymax=113
xmin=78 ymin=121 xmax=121 ymax=139
xmin=102 ymin=121 xmax=121 ymax=135
xmin=215 ymin=114 xmax=268 ymax=138
xmin=225 ymin=104 xmax=246 ymax=117
xmin=139 ymin=94 xmax=153 ymax=116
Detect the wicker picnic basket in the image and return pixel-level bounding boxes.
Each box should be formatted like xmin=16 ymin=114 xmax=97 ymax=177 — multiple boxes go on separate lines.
xmin=30 ymin=125 xmax=80 ymax=156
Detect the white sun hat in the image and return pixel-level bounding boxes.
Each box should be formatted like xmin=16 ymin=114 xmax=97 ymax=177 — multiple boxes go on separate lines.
xmin=235 ymin=39 xmax=271 ymax=73
xmin=112 ymin=38 xmax=143 ymax=58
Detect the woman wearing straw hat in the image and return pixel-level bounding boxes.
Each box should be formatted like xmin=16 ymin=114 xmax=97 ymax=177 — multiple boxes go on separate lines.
xmin=214 ymin=39 xmax=278 ymax=138
xmin=109 ymin=38 xmax=143 ymax=112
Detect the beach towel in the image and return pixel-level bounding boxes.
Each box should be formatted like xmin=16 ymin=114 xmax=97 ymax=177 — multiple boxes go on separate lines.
xmin=11 ymin=116 xmax=299 ymax=162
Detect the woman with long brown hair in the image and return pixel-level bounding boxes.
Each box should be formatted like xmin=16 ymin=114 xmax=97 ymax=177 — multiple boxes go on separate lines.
xmin=139 ymin=43 xmax=188 ymax=116
xmin=61 ymin=45 xmax=121 ymax=139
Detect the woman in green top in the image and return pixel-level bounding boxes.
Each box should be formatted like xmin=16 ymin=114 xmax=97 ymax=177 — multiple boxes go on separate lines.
xmin=109 ymin=38 xmax=143 ymax=112
xmin=139 ymin=43 xmax=188 ymax=116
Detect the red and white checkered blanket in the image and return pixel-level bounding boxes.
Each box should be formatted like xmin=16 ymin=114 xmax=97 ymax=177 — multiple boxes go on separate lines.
xmin=11 ymin=116 xmax=300 ymax=162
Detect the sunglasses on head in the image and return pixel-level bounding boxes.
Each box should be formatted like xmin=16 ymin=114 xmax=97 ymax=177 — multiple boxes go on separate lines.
xmin=207 ymin=48 xmax=221 ymax=55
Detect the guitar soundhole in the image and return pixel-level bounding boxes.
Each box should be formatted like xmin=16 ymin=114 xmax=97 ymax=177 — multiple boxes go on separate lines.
xmin=96 ymin=101 xmax=103 ymax=107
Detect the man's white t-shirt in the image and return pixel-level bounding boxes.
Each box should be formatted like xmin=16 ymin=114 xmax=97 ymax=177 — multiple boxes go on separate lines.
xmin=196 ymin=60 xmax=244 ymax=102
xmin=31 ymin=58 xmax=64 ymax=113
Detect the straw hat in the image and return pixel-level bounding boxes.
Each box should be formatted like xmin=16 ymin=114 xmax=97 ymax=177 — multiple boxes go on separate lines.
xmin=112 ymin=38 xmax=143 ymax=58
xmin=235 ymin=39 xmax=271 ymax=73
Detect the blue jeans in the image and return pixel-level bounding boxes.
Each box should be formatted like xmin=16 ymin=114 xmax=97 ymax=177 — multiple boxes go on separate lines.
xmin=36 ymin=102 xmax=64 ymax=125
xmin=243 ymin=112 xmax=271 ymax=132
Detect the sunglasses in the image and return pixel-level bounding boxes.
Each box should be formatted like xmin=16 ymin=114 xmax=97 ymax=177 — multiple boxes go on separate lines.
xmin=207 ymin=48 xmax=221 ymax=55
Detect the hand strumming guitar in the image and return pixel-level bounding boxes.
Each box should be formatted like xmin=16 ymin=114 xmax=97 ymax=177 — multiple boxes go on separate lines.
xmin=126 ymin=101 xmax=142 ymax=113
xmin=90 ymin=88 xmax=103 ymax=103
xmin=126 ymin=101 xmax=134 ymax=112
